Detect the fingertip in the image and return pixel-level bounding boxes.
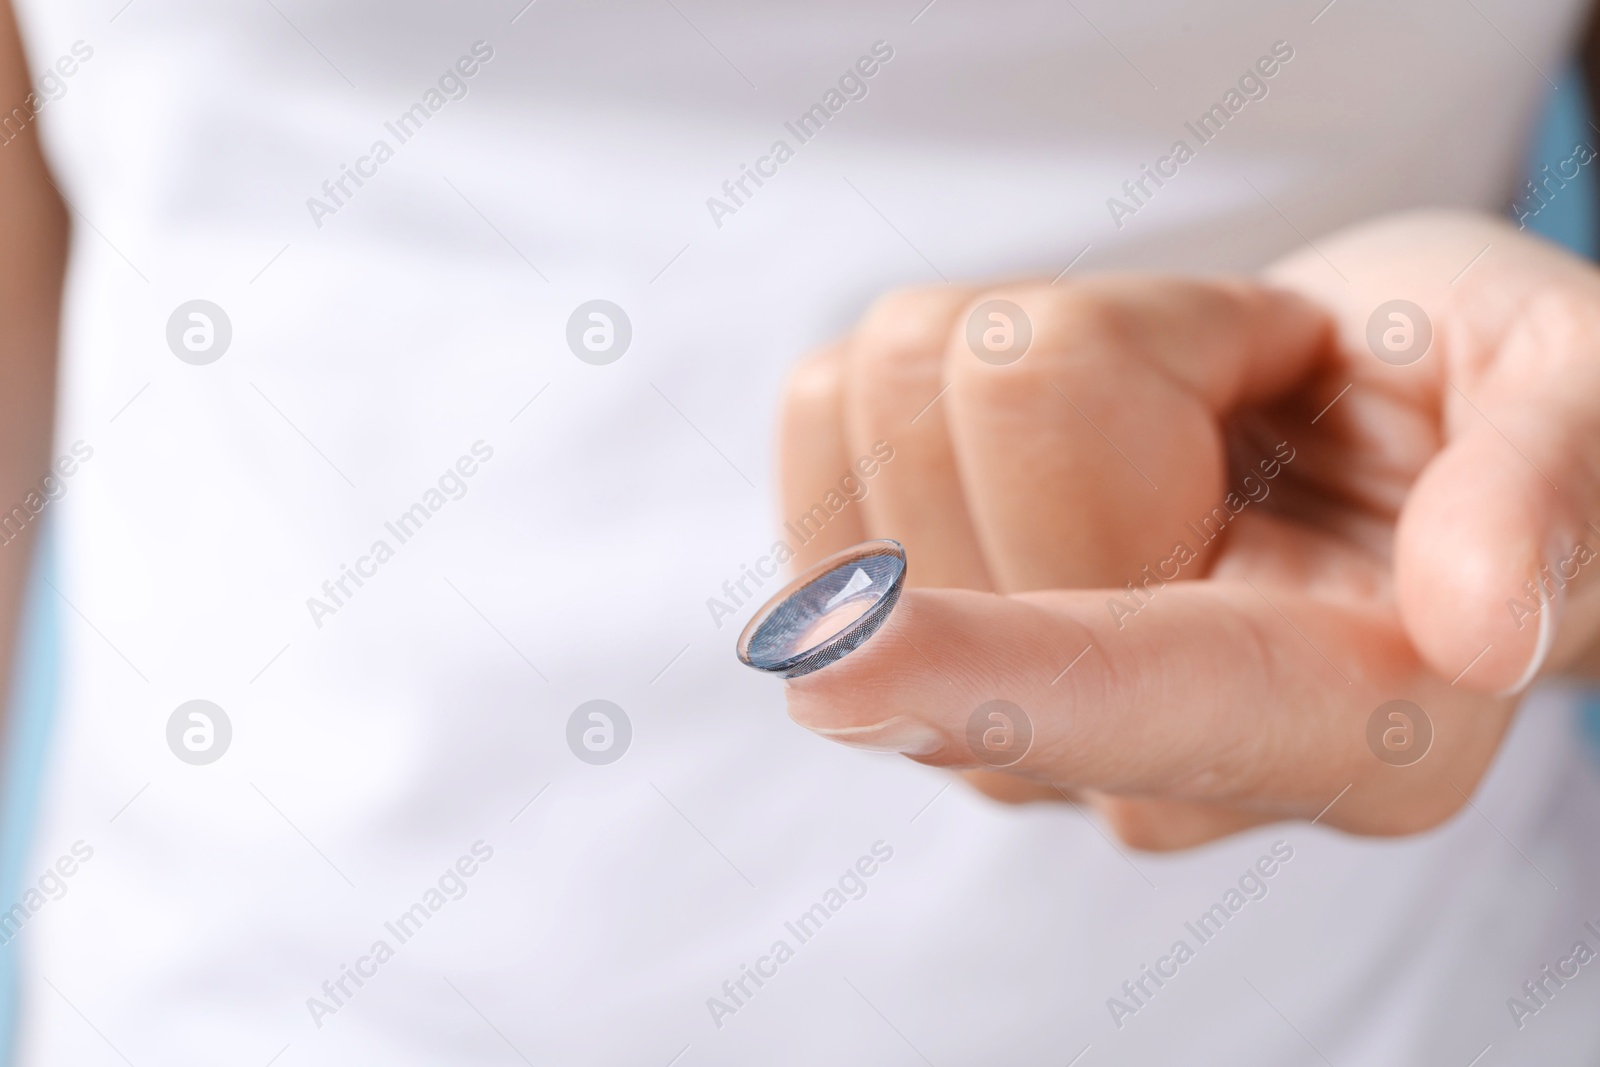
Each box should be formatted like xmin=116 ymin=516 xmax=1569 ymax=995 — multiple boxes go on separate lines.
xmin=780 ymin=588 xmax=1022 ymax=746
xmin=781 ymin=587 xmax=934 ymax=732
xmin=1396 ymin=429 xmax=1570 ymax=691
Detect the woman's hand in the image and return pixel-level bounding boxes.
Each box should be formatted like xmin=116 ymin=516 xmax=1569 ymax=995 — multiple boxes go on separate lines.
xmin=775 ymin=210 xmax=1600 ymax=850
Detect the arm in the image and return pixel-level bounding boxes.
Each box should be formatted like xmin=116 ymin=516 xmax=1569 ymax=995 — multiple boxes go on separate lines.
xmin=0 ymin=0 xmax=67 ymax=723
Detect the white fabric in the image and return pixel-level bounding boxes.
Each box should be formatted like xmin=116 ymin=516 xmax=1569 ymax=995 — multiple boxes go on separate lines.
xmin=9 ymin=0 xmax=1600 ymax=1063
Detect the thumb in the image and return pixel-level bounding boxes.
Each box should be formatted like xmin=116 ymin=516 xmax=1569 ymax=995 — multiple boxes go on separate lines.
xmin=1396 ymin=292 xmax=1600 ymax=693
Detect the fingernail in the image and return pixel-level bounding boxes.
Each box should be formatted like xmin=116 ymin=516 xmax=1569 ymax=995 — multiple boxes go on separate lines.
xmin=1500 ymin=543 xmax=1568 ymax=698
xmin=805 ymin=715 xmax=945 ymax=756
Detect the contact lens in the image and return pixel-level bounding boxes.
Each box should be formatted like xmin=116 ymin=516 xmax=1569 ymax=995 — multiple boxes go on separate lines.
xmin=736 ymin=540 xmax=907 ymax=678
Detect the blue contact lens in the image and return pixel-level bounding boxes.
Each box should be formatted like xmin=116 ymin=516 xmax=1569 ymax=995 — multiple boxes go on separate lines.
xmin=736 ymin=540 xmax=907 ymax=679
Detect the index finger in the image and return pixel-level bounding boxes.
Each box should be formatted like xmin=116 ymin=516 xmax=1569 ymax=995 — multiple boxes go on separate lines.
xmin=782 ymin=579 xmax=1508 ymax=835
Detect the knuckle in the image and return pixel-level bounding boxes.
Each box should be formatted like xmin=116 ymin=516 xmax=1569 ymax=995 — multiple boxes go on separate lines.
xmin=1026 ymin=288 xmax=1138 ymax=364
xmin=853 ymin=287 xmax=965 ymax=383
xmin=1517 ymin=287 xmax=1600 ymax=354
xmin=949 ymin=285 xmax=1131 ymax=393
xmin=1094 ymin=799 xmax=1190 ymax=852
xmin=783 ymin=344 xmax=844 ymax=409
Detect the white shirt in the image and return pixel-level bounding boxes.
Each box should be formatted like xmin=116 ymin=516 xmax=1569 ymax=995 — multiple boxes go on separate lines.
xmin=11 ymin=0 xmax=1600 ymax=1062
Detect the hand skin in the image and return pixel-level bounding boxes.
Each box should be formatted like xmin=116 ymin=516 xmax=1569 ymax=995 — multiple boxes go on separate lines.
xmin=0 ymin=0 xmax=68 ymax=741
xmin=776 ymin=210 xmax=1600 ymax=851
